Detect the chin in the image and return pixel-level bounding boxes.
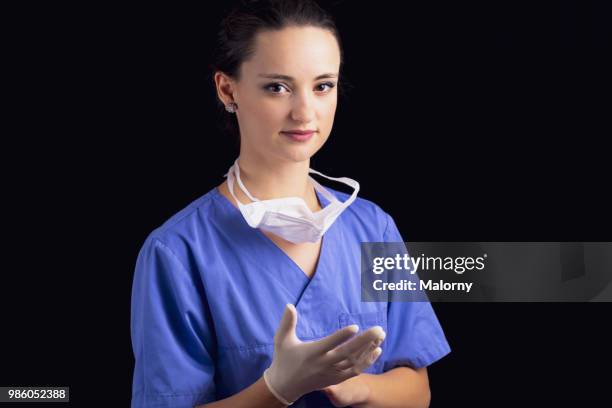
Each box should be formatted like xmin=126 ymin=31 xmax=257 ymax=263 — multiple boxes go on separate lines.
xmin=281 ymin=148 xmax=317 ymax=163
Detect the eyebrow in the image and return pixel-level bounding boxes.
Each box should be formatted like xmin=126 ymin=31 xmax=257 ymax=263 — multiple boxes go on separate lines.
xmin=258 ymin=73 xmax=339 ymax=81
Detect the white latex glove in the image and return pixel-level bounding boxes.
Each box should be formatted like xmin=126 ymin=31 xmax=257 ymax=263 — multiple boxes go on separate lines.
xmin=263 ymin=304 xmax=385 ymax=405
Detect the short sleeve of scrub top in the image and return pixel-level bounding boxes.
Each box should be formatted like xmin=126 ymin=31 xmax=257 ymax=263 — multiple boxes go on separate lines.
xmin=131 ymin=237 xmax=217 ymax=408
xmin=379 ymin=213 xmax=452 ymax=371
xmin=130 ymin=187 xmax=451 ymax=407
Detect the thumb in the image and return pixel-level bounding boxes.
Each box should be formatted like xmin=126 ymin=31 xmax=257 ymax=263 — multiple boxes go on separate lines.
xmin=275 ymin=304 xmax=298 ymax=344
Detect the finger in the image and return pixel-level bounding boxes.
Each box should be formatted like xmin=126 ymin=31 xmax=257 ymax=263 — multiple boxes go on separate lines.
xmin=333 ymin=338 xmax=380 ymax=369
xmin=356 ymin=338 xmax=380 ymax=361
xmin=331 ymin=326 xmax=385 ymax=359
xmin=274 ymin=304 xmax=298 ymax=343
xmin=334 ymin=359 xmax=353 ymax=370
xmin=336 ymin=363 xmax=365 ymax=383
xmin=370 ymin=347 xmax=383 ymax=364
xmin=353 ymin=347 xmax=383 ymax=372
xmin=313 ymin=324 xmax=359 ymax=353
xmin=324 ymin=328 xmax=384 ymax=365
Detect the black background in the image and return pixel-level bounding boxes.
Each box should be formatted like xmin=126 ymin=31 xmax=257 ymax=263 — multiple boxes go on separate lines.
xmin=2 ymin=1 xmax=611 ymax=407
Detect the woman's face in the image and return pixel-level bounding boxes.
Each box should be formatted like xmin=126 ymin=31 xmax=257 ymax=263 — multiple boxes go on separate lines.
xmin=225 ymin=26 xmax=340 ymax=163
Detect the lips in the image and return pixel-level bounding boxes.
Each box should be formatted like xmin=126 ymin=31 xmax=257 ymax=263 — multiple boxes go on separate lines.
xmin=281 ymin=131 xmax=316 ymax=142
xmin=282 ymin=129 xmax=316 ymax=134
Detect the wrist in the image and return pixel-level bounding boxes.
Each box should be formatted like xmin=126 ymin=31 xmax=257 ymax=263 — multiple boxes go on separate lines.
xmin=263 ymin=368 xmax=296 ymax=406
xmin=351 ymin=374 xmax=373 ymax=407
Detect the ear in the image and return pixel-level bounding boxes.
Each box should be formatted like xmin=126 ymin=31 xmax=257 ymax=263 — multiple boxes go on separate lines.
xmin=214 ymin=71 xmax=237 ymax=105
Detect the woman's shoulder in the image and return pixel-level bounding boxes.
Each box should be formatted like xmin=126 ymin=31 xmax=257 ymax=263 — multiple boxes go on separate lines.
xmin=140 ymin=186 xmax=223 ymax=251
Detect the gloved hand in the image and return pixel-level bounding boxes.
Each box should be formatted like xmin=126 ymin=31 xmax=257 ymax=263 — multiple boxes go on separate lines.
xmin=263 ymin=304 xmax=385 ymax=405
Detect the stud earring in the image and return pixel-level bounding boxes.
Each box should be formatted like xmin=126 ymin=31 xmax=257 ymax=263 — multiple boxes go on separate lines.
xmin=225 ymin=102 xmax=238 ymax=113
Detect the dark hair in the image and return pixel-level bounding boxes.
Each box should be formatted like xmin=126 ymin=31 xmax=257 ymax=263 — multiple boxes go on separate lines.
xmin=208 ymin=0 xmax=351 ymax=145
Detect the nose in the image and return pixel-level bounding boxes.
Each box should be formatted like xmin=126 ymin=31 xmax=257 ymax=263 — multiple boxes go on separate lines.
xmin=289 ymin=91 xmax=316 ymax=123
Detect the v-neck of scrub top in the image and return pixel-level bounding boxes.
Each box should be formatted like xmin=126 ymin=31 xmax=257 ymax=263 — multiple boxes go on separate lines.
xmin=211 ymin=185 xmax=337 ymax=314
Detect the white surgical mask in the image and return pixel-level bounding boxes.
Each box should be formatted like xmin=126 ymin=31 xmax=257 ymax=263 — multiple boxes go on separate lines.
xmin=225 ymin=158 xmax=360 ymax=244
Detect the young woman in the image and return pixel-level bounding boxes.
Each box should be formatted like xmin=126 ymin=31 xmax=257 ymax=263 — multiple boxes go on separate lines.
xmin=130 ymin=1 xmax=451 ymax=407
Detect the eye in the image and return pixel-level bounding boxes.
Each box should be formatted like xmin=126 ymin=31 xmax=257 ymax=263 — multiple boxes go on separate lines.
xmin=263 ymin=83 xmax=290 ymax=94
xmin=316 ymin=82 xmax=336 ymax=92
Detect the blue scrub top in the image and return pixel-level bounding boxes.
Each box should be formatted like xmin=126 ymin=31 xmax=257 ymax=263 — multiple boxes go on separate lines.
xmin=131 ymin=186 xmax=451 ymax=408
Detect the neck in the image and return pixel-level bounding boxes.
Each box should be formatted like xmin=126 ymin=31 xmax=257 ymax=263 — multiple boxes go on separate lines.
xmin=233 ymin=150 xmax=320 ymax=210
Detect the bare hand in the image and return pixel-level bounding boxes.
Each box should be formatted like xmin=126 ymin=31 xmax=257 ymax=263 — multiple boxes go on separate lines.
xmin=322 ymin=375 xmax=371 ymax=407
